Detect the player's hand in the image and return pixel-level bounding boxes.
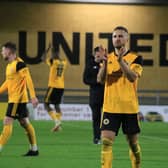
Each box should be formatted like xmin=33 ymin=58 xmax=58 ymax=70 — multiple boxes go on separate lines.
xmin=117 ymin=46 xmax=125 ymax=62
xmin=41 ymin=43 xmax=52 ymax=61
xmin=99 ymin=45 xmax=107 ymax=61
xmin=47 ymin=42 xmax=52 ymax=51
xmin=31 ymin=97 xmax=39 ymax=108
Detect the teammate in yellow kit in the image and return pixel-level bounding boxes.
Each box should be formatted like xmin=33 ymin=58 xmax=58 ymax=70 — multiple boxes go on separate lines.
xmin=97 ymin=26 xmax=143 ymax=168
xmin=42 ymin=44 xmax=67 ymax=132
xmin=0 ymin=42 xmax=39 ymax=156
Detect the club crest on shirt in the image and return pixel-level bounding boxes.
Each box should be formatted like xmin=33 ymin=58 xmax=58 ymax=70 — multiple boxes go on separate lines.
xmin=103 ymin=118 xmax=110 ymax=125
xmin=93 ymin=66 xmax=98 ymax=69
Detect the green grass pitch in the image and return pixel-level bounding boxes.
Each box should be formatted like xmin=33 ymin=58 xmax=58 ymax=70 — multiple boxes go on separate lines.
xmin=0 ymin=121 xmax=167 ymax=168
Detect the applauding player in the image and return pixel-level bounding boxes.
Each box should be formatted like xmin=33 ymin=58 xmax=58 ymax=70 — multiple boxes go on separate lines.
xmin=98 ymin=26 xmax=143 ymax=168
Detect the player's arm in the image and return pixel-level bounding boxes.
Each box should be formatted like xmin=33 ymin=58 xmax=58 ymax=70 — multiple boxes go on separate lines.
xmin=117 ymin=47 xmax=142 ymax=82
xmin=97 ymin=60 xmax=107 ymax=84
xmin=41 ymin=43 xmax=51 ymax=62
xmin=0 ymin=80 xmax=8 ymax=94
xmin=17 ymin=62 xmax=38 ymax=107
xmin=97 ymin=45 xmax=107 ymax=84
xmin=118 ymin=59 xmax=137 ymax=82
xmin=118 ymin=55 xmax=143 ymax=82
xmin=25 ymin=69 xmax=39 ymax=107
xmin=83 ymin=60 xmax=97 ymax=85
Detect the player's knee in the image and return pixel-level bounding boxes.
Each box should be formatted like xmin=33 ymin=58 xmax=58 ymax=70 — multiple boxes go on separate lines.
xmin=102 ymin=138 xmax=113 ymax=151
xmin=19 ymin=118 xmax=29 ymax=128
xmin=127 ymin=137 xmax=139 ymax=149
xmin=20 ymin=122 xmax=26 ymax=128
xmin=3 ymin=117 xmax=13 ymax=125
xmin=130 ymin=143 xmax=140 ymax=153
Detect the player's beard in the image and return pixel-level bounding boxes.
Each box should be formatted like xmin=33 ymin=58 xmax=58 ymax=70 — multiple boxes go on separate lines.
xmin=114 ymin=44 xmax=125 ymax=50
xmin=4 ymin=56 xmax=9 ymax=61
xmin=115 ymin=46 xmax=122 ymax=50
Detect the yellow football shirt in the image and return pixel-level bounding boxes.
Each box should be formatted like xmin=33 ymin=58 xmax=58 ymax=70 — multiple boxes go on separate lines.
xmin=46 ymin=58 xmax=67 ymax=88
xmin=0 ymin=57 xmax=36 ymax=103
xmin=103 ymin=51 xmax=143 ymax=114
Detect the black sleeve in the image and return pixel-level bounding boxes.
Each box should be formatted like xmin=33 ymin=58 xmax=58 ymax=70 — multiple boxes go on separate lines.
xmin=83 ymin=61 xmax=98 ymax=86
xmin=132 ymin=55 xmax=143 ymax=66
xmin=49 ymin=58 xmax=53 ymax=65
xmin=16 ymin=62 xmax=27 ymax=72
xmin=83 ymin=62 xmax=91 ymax=85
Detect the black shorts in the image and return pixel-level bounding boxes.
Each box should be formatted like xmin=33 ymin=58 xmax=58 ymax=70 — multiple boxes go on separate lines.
xmin=44 ymin=87 xmax=64 ymax=104
xmin=6 ymin=103 xmax=28 ymax=119
xmin=101 ymin=112 xmax=140 ymax=135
